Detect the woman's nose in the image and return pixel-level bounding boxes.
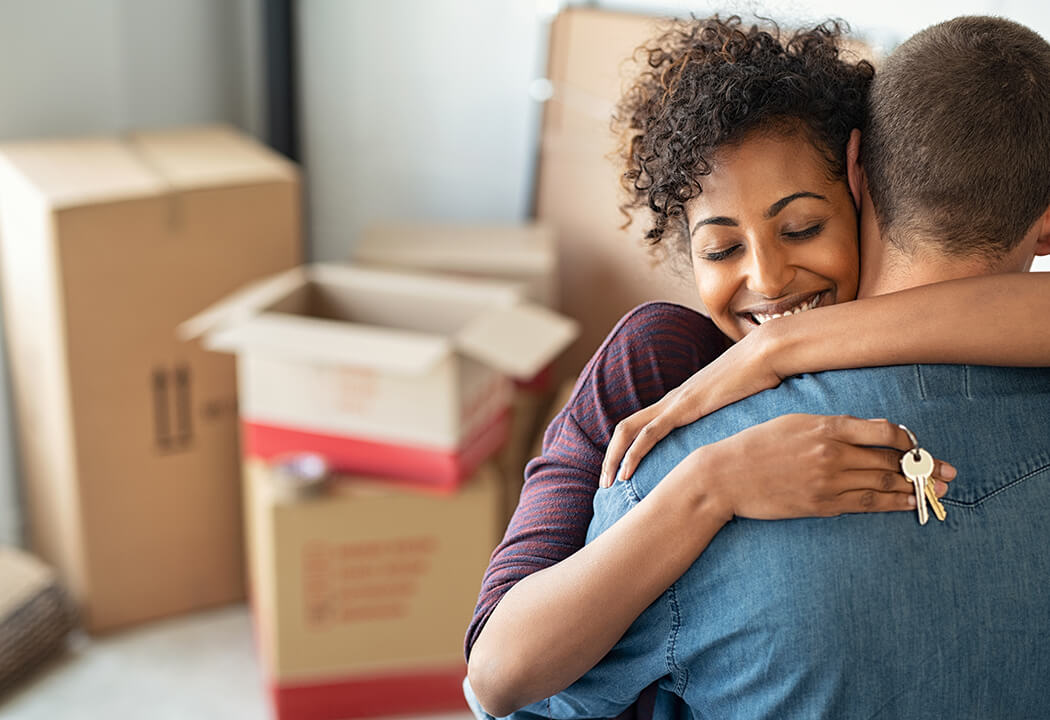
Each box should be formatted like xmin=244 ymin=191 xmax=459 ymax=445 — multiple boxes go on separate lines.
xmin=746 ymin=244 xmax=794 ymax=298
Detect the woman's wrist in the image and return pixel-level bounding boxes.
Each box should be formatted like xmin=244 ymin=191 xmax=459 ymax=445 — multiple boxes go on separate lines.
xmin=663 ymin=444 xmax=737 ymax=527
xmin=754 ymin=308 xmax=815 ymax=380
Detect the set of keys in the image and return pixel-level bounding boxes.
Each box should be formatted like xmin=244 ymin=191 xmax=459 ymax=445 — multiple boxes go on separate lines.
xmin=899 ymin=425 xmax=946 ymax=525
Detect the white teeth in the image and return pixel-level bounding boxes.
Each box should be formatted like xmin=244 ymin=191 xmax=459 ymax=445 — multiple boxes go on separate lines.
xmin=750 ymin=294 xmax=821 ymax=325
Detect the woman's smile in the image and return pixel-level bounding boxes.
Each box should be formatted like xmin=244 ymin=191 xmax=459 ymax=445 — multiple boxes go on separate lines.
xmin=741 ymin=289 xmax=829 ymax=326
xmin=686 ymin=129 xmax=860 ymax=341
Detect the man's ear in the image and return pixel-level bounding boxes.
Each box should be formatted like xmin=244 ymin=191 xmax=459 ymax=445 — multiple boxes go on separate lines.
xmin=846 ymin=129 xmax=863 ymax=210
xmin=1035 ymin=204 xmax=1050 ymax=256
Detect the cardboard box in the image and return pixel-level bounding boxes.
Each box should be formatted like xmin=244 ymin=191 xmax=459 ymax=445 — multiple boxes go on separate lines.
xmin=247 ymin=459 xmax=504 ymax=719
xmin=538 ymin=8 xmax=706 ymax=374
xmin=181 ymin=264 xmax=578 ymax=490
xmin=352 ymin=222 xmax=565 ymax=521
xmin=354 ymin=222 xmax=558 ymax=307
xmin=0 ymin=126 xmax=301 ymax=632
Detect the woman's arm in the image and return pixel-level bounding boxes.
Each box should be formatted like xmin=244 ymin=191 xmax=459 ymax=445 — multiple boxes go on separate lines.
xmin=766 ymin=272 xmax=1050 ymax=377
xmin=469 ymin=414 xmax=946 ymax=716
xmin=464 ymin=304 xmax=726 ymax=658
xmin=604 ymin=272 xmax=1050 ymax=484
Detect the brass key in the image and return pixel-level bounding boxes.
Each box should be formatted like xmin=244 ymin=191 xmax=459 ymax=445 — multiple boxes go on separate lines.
xmin=924 ymin=476 xmax=947 ymax=522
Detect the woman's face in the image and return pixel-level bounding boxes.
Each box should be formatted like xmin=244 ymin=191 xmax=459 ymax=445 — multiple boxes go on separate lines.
xmin=686 ymin=131 xmax=860 ymax=342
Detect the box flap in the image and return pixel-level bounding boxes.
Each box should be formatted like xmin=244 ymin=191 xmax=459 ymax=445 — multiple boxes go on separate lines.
xmin=205 ymin=313 xmax=451 ymax=375
xmin=310 ymin=263 xmax=525 ymax=306
xmin=178 ymin=267 xmax=310 ymax=342
xmin=355 ymin=223 xmax=554 ymax=276
xmin=129 ymin=125 xmax=298 ymax=190
xmin=455 ymin=303 xmax=579 ymax=379
xmin=0 ymin=138 xmax=166 ymax=208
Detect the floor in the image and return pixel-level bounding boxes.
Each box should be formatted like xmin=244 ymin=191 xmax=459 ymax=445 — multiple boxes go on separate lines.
xmin=0 ymin=604 xmax=475 ymax=720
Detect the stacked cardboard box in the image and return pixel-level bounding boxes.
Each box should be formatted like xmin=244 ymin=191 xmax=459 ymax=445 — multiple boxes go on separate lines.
xmin=246 ymin=459 xmax=505 ymax=719
xmin=0 ymin=126 xmax=301 ymax=632
xmin=181 ymin=263 xmax=577 ymax=490
xmin=353 ymin=222 xmax=571 ymax=522
xmin=184 ymin=261 xmax=577 ymax=718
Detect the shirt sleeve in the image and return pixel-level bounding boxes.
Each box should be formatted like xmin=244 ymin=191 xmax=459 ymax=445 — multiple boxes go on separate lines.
xmin=465 ymin=302 xmax=726 ymax=658
xmin=511 ymin=481 xmax=674 ymax=719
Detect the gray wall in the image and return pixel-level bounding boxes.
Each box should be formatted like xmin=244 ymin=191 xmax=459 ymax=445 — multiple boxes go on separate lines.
xmin=0 ymin=0 xmax=265 ymax=546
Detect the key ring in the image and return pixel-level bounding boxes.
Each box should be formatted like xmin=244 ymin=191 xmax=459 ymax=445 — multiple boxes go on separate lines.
xmin=898 ymin=424 xmax=921 ymax=460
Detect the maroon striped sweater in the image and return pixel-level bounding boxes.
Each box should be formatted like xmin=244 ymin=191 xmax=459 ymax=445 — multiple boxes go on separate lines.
xmin=465 ymin=302 xmax=728 ymax=656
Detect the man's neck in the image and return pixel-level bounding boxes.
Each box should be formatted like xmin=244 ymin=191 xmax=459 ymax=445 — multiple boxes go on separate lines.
xmin=854 ymin=194 xmax=1016 ymax=296
xmin=859 ymin=244 xmax=993 ymax=296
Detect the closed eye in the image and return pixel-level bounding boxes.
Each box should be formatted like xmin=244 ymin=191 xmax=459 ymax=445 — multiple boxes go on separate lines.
xmin=700 ymin=245 xmax=741 ymax=262
xmin=783 ymin=223 xmax=825 ymax=240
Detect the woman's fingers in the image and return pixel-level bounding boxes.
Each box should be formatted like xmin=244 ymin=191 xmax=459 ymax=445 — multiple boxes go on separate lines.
xmin=812 ymin=415 xmax=958 ymax=482
xmin=833 ymin=489 xmax=915 ymax=514
xmin=619 ymin=416 xmax=674 ymax=482
xmin=818 ymin=415 xmax=914 ymax=451
xmin=829 ymin=469 xmax=950 ymax=497
xmin=933 ymin=458 xmax=957 ymax=481
xmin=601 ymin=404 xmax=661 ymax=488
xmin=618 ymin=395 xmax=706 ymax=482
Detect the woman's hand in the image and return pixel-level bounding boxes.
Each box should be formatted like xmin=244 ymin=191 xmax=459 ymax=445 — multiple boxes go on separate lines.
xmin=601 ymin=326 xmax=782 ymax=487
xmin=678 ymin=414 xmax=955 ymax=522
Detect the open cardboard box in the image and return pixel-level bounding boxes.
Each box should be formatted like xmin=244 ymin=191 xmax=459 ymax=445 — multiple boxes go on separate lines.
xmin=181 ymin=264 xmax=578 ymax=490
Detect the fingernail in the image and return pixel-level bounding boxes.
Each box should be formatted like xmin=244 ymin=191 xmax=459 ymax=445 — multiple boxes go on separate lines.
xmin=941 ymin=463 xmax=957 ymax=479
xmin=868 ymin=417 xmax=887 ymax=422
xmin=599 ymin=472 xmax=609 ymax=489
xmin=935 ymin=480 xmax=948 ymax=496
xmin=907 ymin=495 xmax=916 ymax=507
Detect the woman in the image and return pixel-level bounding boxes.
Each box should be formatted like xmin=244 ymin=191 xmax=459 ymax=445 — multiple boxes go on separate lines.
xmin=466 ymin=15 xmax=1043 ymax=717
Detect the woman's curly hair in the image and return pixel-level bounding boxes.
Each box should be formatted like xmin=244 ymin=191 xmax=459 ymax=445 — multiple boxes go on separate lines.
xmin=615 ymin=16 xmax=874 ymax=258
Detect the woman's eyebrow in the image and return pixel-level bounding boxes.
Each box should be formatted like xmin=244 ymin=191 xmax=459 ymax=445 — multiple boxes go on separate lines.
xmin=691 ymin=216 xmax=737 ymax=235
xmin=691 ymin=191 xmax=829 ymax=235
xmin=765 ymin=191 xmax=827 ymax=218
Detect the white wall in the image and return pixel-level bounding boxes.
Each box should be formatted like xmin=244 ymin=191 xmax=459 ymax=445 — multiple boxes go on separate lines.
xmin=297 ymin=0 xmax=548 ymax=261
xmin=0 ymin=0 xmax=264 ymax=546
xmin=592 ymin=0 xmax=1050 ymax=49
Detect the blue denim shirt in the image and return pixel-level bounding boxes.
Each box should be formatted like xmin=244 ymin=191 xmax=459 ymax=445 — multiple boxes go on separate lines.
xmin=485 ymin=364 xmax=1050 ymax=719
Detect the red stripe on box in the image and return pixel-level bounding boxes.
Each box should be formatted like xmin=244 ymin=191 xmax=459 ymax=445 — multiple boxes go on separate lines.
xmin=242 ymin=410 xmax=509 ymax=491
xmin=514 ymin=361 xmax=554 ymax=392
xmin=269 ymin=665 xmax=468 ymax=720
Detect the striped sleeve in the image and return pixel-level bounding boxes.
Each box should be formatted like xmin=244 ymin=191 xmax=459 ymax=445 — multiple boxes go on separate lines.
xmin=465 ymin=302 xmax=727 ymax=657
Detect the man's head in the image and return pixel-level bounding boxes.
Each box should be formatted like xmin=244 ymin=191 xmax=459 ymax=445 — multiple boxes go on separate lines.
xmin=859 ymin=16 xmax=1050 ymax=273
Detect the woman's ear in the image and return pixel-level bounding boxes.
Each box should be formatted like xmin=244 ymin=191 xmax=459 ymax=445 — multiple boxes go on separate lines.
xmin=846 ymin=129 xmax=863 ymax=211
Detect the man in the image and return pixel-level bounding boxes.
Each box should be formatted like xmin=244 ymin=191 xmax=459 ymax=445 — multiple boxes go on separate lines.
xmin=480 ymin=15 xmax=1050 ymax=719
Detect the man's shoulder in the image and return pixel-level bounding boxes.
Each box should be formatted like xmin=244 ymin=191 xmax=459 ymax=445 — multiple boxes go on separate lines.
xmin=784 ymin=363 xmax=1050 ymax=403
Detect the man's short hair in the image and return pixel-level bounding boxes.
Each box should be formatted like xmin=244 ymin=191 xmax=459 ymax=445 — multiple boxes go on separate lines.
xmin=862 ymin=16 xmax=1050 ymax=260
